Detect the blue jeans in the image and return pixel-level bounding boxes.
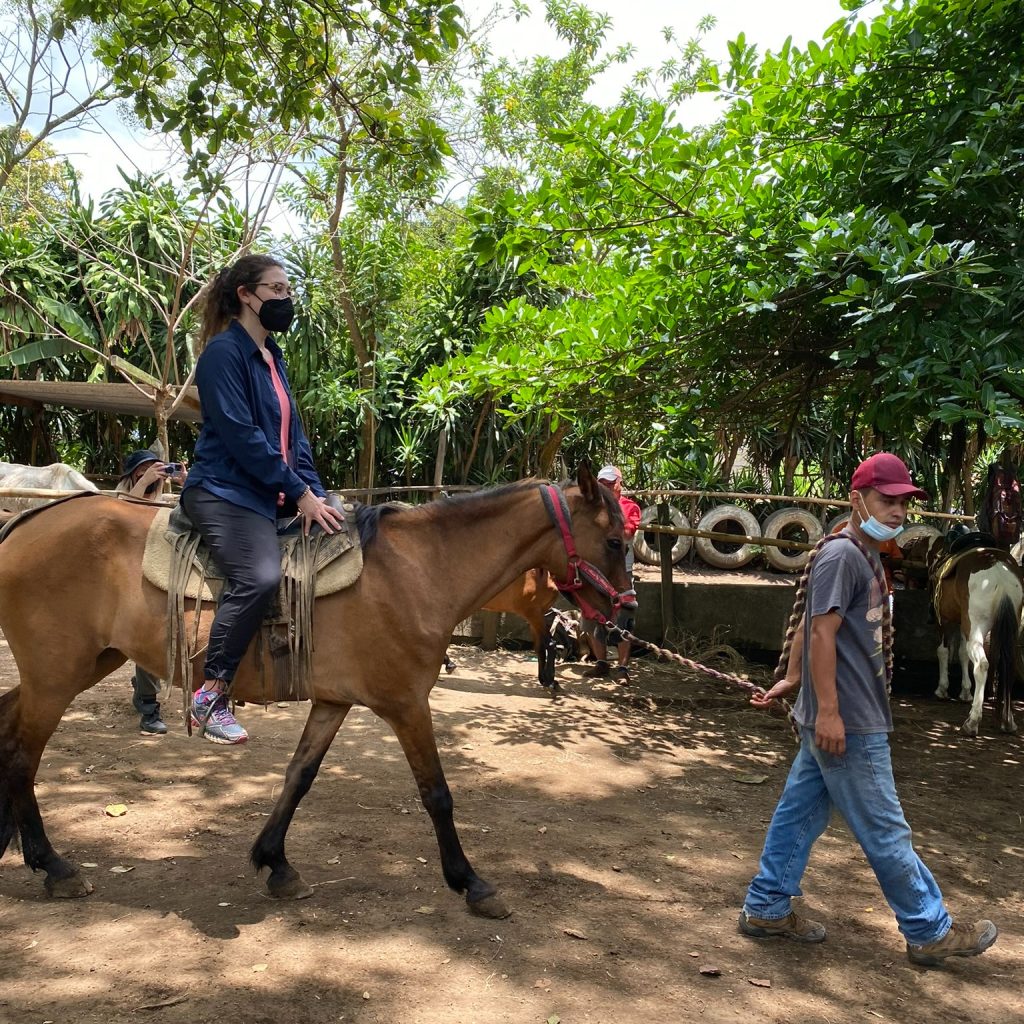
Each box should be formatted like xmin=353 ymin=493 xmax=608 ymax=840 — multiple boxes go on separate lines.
xmin=744 ymin=729 xmax=951 ymax=945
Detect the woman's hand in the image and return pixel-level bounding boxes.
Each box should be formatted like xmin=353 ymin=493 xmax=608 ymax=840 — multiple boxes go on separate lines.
xmin=129 ymin=462 xmax=166 ymax=499
xmin=296 ymin=489 xmax=345 ymax=536
xmin=166 ymin=459 xmax=188 ymax=486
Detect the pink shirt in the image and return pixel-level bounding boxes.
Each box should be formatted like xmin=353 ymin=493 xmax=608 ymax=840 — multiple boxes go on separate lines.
xmin=263 ymin=349 xmax=291 ymax=505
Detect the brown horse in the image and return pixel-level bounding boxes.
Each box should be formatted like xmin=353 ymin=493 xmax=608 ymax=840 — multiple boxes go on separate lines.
xmin=907 ymin=534 xmax=1023 ymax=735
xmin=0 ymin=467 xmax=629 ymax=915
xmin=482 ymin=569 xmax=562 ymax=686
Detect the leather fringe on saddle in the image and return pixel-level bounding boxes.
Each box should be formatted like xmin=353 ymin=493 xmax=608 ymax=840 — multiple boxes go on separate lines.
xmin=165 ymin=525 xmax=327 ymax=731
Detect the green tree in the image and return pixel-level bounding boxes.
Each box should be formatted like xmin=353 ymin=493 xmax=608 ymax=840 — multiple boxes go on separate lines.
xmin=431 ymin=0 xmax=1024 ymax=501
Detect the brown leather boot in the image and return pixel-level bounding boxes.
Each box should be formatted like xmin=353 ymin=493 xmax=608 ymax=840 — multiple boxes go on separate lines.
xmin=739 ymin=910 xmax=826 ymax=943
xmin=906 ymin=920 xmax=997 ymax=966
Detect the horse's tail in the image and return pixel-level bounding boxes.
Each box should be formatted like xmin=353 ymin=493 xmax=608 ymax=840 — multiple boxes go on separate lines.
xmin=0 ymin=687 xmax=21 ymax=858
xmin=989 ymin=594 xmax=1019 ymax=729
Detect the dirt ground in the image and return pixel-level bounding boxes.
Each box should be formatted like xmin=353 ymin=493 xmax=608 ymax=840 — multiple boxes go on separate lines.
xmin=0 ymin=636 xmax=1021 ymax=1024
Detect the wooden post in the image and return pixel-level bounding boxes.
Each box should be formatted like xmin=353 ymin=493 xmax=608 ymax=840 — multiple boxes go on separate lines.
xmin=657 ymin=500 xmax=675 ymax=643
xmin=433 ymin=426 xmax=448 ymax=501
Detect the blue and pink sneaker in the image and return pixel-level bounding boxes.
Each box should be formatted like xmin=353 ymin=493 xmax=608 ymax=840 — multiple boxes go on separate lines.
xmin=191 ymin=688 xmax=248 ymax=745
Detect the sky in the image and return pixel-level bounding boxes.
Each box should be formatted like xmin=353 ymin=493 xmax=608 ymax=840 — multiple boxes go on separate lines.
xmin=6 ymin=0 xmax=872 ymax=210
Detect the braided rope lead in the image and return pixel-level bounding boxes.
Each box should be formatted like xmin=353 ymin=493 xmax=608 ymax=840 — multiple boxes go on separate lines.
xmin=610 ymin=529 xmax=893 ymax=741
xmin=774 ymin=530 xmax=893 ymax=693
xmin=613 ymin=625 xmax=799 ymax=740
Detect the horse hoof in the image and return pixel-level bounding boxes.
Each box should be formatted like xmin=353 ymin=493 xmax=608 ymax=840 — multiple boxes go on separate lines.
xmin=467 ymin=894 xmax=511 ymax=919
xmin=961 ymin=721 xmax=979 ymax=737
xmin=266 ymin=871 xmax=314 ymax=900
xmin=45 ymin=873 xmax=94 ymax=899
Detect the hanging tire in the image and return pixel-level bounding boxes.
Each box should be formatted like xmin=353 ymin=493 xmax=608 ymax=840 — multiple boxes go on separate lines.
xmin=825 ymin=512 xmax=851 ymax=536
xmin=896 ymin=524 xmax=943 ymax=549
xmin=695 ymin=505 xmax=762 ymax=569
xmin=632 ymin=505 xmax=692 ymax=565
xmin=761 ymin=508 xmax=823 ymax=573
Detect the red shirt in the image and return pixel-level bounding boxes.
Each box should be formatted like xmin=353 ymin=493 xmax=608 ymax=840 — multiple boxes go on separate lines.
xmin=620 ymin=495 xmax=642 ymax=539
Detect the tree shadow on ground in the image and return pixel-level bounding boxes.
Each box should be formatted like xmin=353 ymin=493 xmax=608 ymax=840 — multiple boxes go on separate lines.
xmin=1 ymin=647 xmax=1021 ymax=1024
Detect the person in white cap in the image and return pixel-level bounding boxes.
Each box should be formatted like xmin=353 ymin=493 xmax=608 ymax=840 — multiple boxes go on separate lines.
xmin=582 ymin=465 xmax=641 ymax=682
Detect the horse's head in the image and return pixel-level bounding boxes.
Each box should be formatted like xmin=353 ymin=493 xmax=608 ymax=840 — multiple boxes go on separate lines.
xmin=543 ymin=463 xmax=634 ymax=626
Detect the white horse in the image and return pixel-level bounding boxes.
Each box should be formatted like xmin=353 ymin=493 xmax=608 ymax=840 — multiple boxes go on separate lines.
xmin=0 ymin=462 xmax=98 ymax=492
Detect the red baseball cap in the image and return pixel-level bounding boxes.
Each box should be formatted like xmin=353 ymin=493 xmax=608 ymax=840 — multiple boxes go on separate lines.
xmin=851 ymin=453 xmax=929 ymax=500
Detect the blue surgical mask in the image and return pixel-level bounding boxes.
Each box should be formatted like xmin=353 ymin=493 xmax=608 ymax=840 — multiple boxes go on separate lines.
xmin=860 ymin=515 xmax=904 ymax=542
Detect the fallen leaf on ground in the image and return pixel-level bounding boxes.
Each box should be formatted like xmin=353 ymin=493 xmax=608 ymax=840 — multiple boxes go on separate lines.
xmin=276 ymin=702 xmax=289 ymax=708
xmin=414 ymin=906 xmax=435 ymax=915
xmin=327 ymin=857 xmax=341 ymax=865
xmin=731 ymin=774 xmax=769 ymax=785
xmin=688 ymin=951 xmax=700 ymax=958
xmin=748 ymin=977 xmax=771 ymax=988
xmin=533 ymin=979 xmax=551 ymax=990
xmin=564 ymin=928 xmax=588 ymax=940
xmin=362 ymin=991 xmax=370 ymax=1000
xmin=416 ymin=856 xmax=427 ymax=864
xmin=109 ymin=865 xmax=134 ymax=873
xmin=698 ymin=965 xmax=721 ymax=977
xmin=538 ymin=826 xmax=548 ymax=834
xmin=251 ymin=964 xmax=267 ymax=973
xmin=104 ymin=804 xmax=128 ymax=817
xmin=547 ymin=1017 xmax=560 ymax=1024
xmin=80 ymin=863 xmax=98 ymax=869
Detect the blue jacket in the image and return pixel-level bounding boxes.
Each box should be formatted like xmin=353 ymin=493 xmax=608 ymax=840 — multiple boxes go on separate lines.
xmin=183 ymin=320 xmax=326 ymax=519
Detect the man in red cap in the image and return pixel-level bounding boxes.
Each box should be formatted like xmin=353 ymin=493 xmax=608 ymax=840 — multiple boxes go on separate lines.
xmin=738 ymin=453 xmax=998 ymax=967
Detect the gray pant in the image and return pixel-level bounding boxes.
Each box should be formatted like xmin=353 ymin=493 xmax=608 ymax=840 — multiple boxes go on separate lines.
xmin=181 ymin=486 xmax=281 ymax=684
xmin=132 ymin=665 xmax=160 ymax=714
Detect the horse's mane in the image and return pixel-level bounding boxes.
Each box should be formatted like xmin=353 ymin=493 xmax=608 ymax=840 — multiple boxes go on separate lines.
xmin=353 ymin=476 xmax=621 ymax=550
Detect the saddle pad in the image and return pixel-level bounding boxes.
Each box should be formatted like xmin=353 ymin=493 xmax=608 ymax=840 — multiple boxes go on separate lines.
xmin=141 ymin=506 xmax=363 ymax=601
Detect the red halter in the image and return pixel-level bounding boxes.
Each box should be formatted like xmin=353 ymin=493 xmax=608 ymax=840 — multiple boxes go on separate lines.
xmin=540 ymin=484 xmax=637 ymax=626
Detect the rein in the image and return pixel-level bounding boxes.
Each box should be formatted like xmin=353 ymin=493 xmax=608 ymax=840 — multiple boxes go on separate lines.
xmin=539 ymin=483 xmax=636 ymax=627
xmin=572 ymin=530 xmax=892 ymax=744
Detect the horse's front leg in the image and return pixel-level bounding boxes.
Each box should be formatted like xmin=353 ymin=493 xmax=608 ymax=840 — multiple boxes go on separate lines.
xmin=250 ymin=701 xmax=351 ymax=898
xmin=384 ymin=699 xmax=510 ymax=919
xmin=962 ymin=627 xmax=988 ymax=736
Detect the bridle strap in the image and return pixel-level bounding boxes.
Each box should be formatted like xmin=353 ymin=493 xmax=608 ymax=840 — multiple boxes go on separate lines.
xmin=539 ymin=484 xmax=635 ymax=626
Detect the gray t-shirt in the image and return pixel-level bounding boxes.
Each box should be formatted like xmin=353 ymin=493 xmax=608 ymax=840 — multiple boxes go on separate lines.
xmin=791 ymin=534 xmax=892 ymax=734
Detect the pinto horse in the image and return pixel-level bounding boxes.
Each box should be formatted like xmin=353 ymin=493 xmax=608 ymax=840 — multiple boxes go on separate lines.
xmin=0 ymin=467 xmax=630 ymax=915
xmin=909 ymin=534 xmax=1024 ymax=736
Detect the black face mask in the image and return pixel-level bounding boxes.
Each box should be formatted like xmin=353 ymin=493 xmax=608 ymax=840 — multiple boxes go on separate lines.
xmin=258 ymin=296 xmax=295 ymax=333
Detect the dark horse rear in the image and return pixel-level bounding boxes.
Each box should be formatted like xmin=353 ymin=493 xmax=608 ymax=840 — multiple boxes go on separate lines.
xmin=989 ymin=594 xmax=1020 ymax=734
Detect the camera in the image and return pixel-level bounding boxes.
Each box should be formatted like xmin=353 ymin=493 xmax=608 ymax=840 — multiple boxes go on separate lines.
xmin=163 ymin=463 xmax=183 ymax=475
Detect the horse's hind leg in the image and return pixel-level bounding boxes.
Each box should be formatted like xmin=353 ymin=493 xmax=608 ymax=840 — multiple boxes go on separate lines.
xmin=0 ymin=674 xmax=106 ymax=898
xmin=385 ymin=699 xmax=510 ymax=920
xmin=935 ymin=635 xmax=950 ymax=699
xmin=250 ymin=701 xmax=351 ymax=899
xmin=957 ymin=631 xmax=973 ymax=702
xmin=962 ymin=626 xmax=989 ymax=737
